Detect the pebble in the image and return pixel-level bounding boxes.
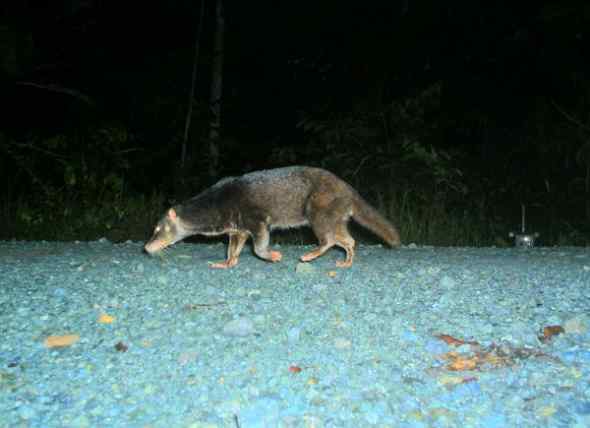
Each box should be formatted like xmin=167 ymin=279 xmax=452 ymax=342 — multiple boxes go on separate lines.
xmin=564 ymin=315 xmax=589 ymax=335
xmin=312 ymin=283 xmax=328 ymax=292
xmin=239 ymin=396 xmax=281 ymax=427
xmin=295 ymin=262 xmax=315 ymax=274
xmin=2 ymin=243 xmax=590 ymax=427
xmin=223 ymin=317 xmax=256 ymax=337
xmin=287 ymin=327 xmax=301 ymax=343
xmin=574 ymin=400 xmax=590 ymax=415
xmin=18 ymin=405 xmax=36 ymax=420
xmin=334 ymin=337 xmax=352 ymax=349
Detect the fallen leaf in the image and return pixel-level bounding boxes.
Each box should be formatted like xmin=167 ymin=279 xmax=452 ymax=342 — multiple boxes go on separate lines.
xmin=539 ymin=325 xmax=564 ymax=343
xmin=439 ymin=375 xmax=478 ymax=386
xmin=436 ymin=334 xmax=479 ymax=347
xmin=539 ymin=405 xmax=557 ymax=417
xmin=438 ymin=375 xmax=466 ymax=386
xmin=44 ymin=334 xmax=80 ymax=348
xmin=289 ymin=365 xmax=302 ymax=373
xmin=98 ymin=313 xmax=115 ymax=324
xmin=447 ymin=355 xmax=478 ymax=371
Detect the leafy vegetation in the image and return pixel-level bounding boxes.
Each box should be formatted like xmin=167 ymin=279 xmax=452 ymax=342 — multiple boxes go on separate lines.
xmin=2 ymin=79 xmax=587 ymax=246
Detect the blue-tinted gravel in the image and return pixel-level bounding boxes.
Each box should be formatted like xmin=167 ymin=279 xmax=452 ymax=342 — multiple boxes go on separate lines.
xmin=1 ymin=240 xmax=589 ymax=427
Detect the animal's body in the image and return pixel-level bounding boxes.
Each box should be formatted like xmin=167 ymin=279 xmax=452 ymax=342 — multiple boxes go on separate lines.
xmin=144 ymin=166 xmax=400 ymax=268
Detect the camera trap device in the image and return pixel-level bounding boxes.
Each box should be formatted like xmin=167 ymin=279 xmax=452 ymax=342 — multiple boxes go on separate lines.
xmin=509 ymin=204 xmax=539 ymax=248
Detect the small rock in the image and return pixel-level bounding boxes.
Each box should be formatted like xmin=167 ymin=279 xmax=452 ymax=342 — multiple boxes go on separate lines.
xmin=334 ymin=337 xmax=352 ymax=349
xmin=18 ymin=405 xmax=36 ymax=420
xmin=312 ymin=283 xmax=327 ymax=292
xmin=223 ymin=318 xmax=256 ymax=337
xmin=440 ymin=276 xmax=456 ymax=289
xmin=248 ymin=289 xmax=262 ymax=301
xmin=239 ymin=396 xmax=281 ymax=427
xmin=287 ymin=327 xmax=301 ymax=343
xmin=295 ymin=262 xmax=315 ymax=274
xmin=574 ymin=400 xmax=590 ymax=415
xmin=425 ymin=338 xmax=449 ymax=354
xmin=253 ymin=314 xmax=266 ymax=324
xmin=402 ymin=330 xmax=419 ymax=343
xmin=178 ymin=351 xmax=198 ymax=365
xmin=564 ymin=315 xmax=589 ymax=335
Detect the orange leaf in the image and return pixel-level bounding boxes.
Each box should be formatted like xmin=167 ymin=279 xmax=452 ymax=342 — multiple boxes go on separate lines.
xmin=447 ymin=356 xmax=478 ymax=371
xmin=436 ymin=334 xmax=479 ymax=347
xmin=98 ymin=313 xmax=115 ymax=324
xmin=540 ymin=325 xmax=564 ymax=343
xmin=437 ymin=334 xmax=466 ymax=346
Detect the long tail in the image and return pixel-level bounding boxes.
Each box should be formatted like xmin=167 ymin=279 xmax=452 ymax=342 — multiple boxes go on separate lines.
xmin=352 ymin=194 xmax=401 ymax=247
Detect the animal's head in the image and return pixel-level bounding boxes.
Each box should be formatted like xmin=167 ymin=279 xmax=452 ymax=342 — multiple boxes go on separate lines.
xmin=144 ymin=208 xmax=192 ymax=254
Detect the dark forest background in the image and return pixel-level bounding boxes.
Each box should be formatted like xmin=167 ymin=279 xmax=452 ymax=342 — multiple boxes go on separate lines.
xmin=1 ymin=0 xmax=589 ymax=246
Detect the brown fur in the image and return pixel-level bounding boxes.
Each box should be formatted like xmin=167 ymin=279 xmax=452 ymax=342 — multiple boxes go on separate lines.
xmin=144 ymin=166 xmax=400 ymax=268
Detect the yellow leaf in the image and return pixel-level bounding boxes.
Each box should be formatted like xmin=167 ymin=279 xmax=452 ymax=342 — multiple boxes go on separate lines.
xmin=44 ymin=334 xmax=80 ymax=348
xmin=307 ymin=377 xmax=319 ymax=385
xmin=98 ymin=313 xmax=115 ymax=324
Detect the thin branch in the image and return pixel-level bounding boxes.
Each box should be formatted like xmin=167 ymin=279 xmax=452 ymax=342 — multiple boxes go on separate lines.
xmin=9 ymin=141 xmax=69 ymax=163
xmin=16 ymin=81 xmax=95 ymax=106
xmin=551 ymin=99 xmax=590 ymax=133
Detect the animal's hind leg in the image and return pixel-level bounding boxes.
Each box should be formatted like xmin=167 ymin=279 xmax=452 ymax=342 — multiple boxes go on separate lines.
xmin=300 ymin=197 xmax=354 ymax=267
xmin=300 ymin=236 xmax=335 ymax=262
xmin=333 ymin=223 xmax=355 ymax=268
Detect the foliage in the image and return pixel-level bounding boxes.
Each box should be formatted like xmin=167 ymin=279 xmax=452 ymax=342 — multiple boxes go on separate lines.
xmin=0 ymin=125 xmax=165 ymax=241
xmin=295 ymin=81 xmax=588 ymax=246
xmin=294 ymin=83 xmax=480 ymax=245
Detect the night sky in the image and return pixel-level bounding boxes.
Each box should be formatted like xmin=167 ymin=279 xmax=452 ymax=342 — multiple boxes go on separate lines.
xmin=3 ymin=1 xmax=586 ymax=144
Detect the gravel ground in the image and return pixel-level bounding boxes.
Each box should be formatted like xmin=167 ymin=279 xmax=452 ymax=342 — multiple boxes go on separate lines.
xmin=1 ymin=239 xmax=589 ymax=428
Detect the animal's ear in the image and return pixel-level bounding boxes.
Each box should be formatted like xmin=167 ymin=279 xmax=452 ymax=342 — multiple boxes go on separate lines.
xmin=167 ymin=208 xmax=177 ymax=220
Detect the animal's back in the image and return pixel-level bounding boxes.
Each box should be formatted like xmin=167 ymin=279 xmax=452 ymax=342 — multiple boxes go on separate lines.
xmin=233 ymin=166 xmax=351 ymax=229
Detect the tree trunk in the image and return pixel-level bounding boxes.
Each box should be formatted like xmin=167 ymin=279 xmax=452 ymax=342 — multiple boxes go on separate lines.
xmin=181 ymin=0 xmax=206 ymax=170
xmin=207 ymin=0 xmax=224 ymax=179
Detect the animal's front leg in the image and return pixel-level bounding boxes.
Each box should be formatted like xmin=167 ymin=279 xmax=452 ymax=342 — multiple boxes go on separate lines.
xmin=209 ymin=232 xmax=249 ymax=268
xmin=252 ymin=223 xmax=282 ymax=263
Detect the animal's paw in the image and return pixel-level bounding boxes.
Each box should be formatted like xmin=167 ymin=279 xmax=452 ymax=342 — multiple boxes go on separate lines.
xmin=270 ymin=251 xmax=282 ymax=262
xmin=300 ymin=250 xmax=320 ymax=262
xmin=335 ymin=259 xmax=352 ymax=268
xmin=209 ymin=258 xmax=238 ymax=269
